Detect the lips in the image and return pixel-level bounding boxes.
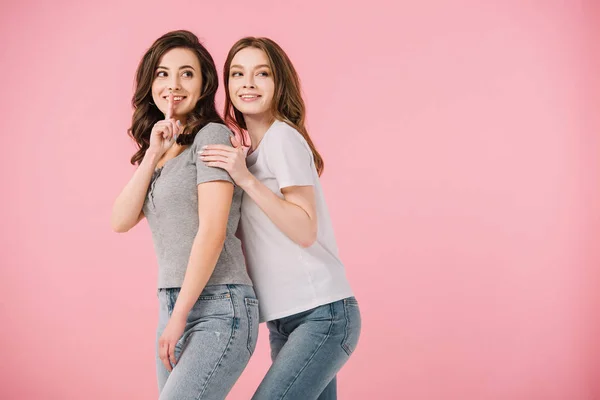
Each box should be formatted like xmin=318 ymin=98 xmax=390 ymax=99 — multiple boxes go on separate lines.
xmin=238 ymin=93 xmax=261 ymax=103
xmin=164 ymin=95 xmax=186 ymax=102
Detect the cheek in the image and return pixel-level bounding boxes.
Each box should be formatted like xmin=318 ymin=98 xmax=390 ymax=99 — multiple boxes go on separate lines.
xmin=228 ymin=86 xmax=240 ymax=105
xmin=194 ymin=80 xmax=203 ymax=97
xmin=263 ymin=84 xmax=275 ymax=107
xmin=265 ymin=83 xmax=275 ymax=99
xmin=151 ymin=83 xmax=162 ymax=100
xmin=228 ymin=83 xmax=237 ymax=98
xmin=185 ymin=81 xmax=202 ymax=99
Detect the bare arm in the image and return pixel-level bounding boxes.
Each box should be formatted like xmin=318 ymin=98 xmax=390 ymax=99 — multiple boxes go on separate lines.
xmin=110 ymin=151 xmax=160 ymax=232
xmin=169 ymin=180 xmax=234 ymax=321
xmin=112 ymin=94 xmax=181 ymax=233
xmin=241 ymin=177 xmax=317 ymax=248
xmin=200 ymin=131 xmax=318 ymax=248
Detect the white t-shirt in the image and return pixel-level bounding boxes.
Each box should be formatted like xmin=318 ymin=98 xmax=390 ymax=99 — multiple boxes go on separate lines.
xmin=239 ymin=120 xmax=354 ymax=322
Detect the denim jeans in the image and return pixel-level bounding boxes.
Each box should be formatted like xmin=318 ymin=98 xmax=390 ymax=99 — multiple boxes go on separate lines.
xmin=252 ymin=297 xmax=361 ymax=400
xmin=156 ymin=284 xmax=259 ymax=400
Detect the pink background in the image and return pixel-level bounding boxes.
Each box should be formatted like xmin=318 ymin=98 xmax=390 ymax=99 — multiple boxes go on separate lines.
xmin=1 ymin=1 xmax=598 ymax=399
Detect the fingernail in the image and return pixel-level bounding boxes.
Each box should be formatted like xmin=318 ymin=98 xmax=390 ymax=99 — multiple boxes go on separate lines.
xmin=177 ymin=121 xmax=182 ymax=127
xmin=198 ymin=149 xmax=203 ymax=154
xmin=202 ymin=145 xmax=208 ymax=149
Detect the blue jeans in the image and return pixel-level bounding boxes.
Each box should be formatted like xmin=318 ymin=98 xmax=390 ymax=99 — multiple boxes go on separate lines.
xmin=252 ymin=297 xmax=361 ymax=400
xmin=156 ymin=284 xmax=259 ymax=400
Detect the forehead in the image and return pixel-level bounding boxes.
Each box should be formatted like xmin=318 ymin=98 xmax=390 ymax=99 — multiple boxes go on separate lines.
xmin=231 ymin=47 xmax=270 ymax=67
xmin=158 ymin=48 xmax=200 ymax=69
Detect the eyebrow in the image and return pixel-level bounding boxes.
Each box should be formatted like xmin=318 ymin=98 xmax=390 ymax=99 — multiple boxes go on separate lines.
xmin=156 ymin=65 xmax=196 ymax=71
xmin=230 ymin=64 xmax=271 ymax=70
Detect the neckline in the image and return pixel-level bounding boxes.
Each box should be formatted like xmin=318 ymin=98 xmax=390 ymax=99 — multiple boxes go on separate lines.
xmin=249 ymin=120 xmax=283 ymax=153
xmin=246 ymin=120 xmax=282 ymax=167
xmin=154 ymin=145 xmax=191 ymax=173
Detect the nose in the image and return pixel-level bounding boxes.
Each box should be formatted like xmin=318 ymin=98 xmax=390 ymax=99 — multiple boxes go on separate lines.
xmin=168 ymin=74 xmax=181 ymax=91
xmin=243 ymin=74 xmax=255 ymax=89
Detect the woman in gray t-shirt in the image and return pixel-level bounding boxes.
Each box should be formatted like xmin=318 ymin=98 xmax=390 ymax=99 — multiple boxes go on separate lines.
xmin=110 ymin=30 xmax=258 ymax=399
xmin=200 ymin=37 xmax=361 ymax=399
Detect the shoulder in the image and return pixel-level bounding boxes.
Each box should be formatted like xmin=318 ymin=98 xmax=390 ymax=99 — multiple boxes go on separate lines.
xmin=265 ymin=121 xmax=309 ymax=150
xmin=193 ymin=123 xmax=233 ymax=147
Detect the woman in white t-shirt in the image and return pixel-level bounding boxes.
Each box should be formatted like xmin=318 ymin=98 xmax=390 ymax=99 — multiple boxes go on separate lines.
xmin=199 ymin=37 xmax=361 ymax=400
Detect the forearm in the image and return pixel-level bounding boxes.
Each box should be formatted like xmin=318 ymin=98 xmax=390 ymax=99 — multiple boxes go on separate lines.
xmin=111 ymin=152 xmax=159 ymax=232
xmin=170 ymin=226 xmax=226 ymax=320
xmin=240 ymin=176 xmax=316 ymax=247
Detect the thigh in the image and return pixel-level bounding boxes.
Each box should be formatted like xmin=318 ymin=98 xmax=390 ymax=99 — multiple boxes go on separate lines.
xmin=155 ymin=289 xmax=172 ymax=393
xmin=160 ymin=328 xmax=237 ymax=400
xmin=159 ymin=285 xmax=258 ymax=400
xmin=253 ymin=299 xmax=360 ymax=400
xmin=317 ymin=377 xmax=337 ymax=400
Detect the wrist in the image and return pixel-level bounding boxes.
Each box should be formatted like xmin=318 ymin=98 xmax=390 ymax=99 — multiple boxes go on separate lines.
xmin=238 ymin=173 xmax=256 ymax=190
xmin=170 ymin=308 xmax=188 ymax=322
xmin=142 ymin=150 xmax=161 ymax=167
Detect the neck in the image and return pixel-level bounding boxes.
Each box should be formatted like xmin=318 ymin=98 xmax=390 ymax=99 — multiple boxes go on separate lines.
xmin=244 ymin=113 xmax=275 ymax=150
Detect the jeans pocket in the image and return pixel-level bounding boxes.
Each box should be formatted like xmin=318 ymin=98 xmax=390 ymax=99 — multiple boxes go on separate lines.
xmin=245 ymin=298 xmax=259 ymax=355
xmin=341 ymin=297 xmax=361 ymax=356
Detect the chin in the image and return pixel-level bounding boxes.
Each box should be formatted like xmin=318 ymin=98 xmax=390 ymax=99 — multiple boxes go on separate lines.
xmin=235 ymin=105 xmax=267 ymax=116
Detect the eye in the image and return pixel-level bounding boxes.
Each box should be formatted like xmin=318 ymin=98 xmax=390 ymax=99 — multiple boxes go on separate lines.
xmin=231 ymin=71 xmax=242 ymax=77
xmin=257 ymin=70 xmax=270 ymax=77
xmin=156 ymin=70 xmax=167 ymax=78
xmin=182 ymin=70 xmax=194 ymax=78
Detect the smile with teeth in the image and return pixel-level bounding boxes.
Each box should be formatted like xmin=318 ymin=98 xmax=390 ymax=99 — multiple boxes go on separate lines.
xmin=165 ymin=96 xmax=186 ymax=101
xmin=240 ymin=94 xmax=261 ymax=102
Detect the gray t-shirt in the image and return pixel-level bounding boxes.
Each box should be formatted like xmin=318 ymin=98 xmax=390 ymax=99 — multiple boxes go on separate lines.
xmin=143 ymin=122 xmax=252 ymax=289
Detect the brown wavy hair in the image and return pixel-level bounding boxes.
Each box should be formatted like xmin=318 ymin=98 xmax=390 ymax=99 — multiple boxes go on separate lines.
xmin=128 ymin=30 xmax=224 ymax=165
xmin=223 ymin=37 xmax=324 ymax=175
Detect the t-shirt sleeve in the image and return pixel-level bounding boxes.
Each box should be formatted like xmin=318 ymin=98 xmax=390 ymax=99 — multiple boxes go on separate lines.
xmin=192 ymin=123 xmax=235 ymax=185
xmin=265 ymin=124 xmax=315 ymax=190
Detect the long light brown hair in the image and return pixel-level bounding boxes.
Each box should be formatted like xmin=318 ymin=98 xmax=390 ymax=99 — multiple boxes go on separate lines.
xmin=223 ymin=37 xmax=324 ymax=175
xmin=128 ymin=30 xmax=223 ymax=165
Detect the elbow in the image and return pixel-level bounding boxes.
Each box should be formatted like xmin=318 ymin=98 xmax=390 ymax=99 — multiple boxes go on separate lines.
xmin=298 ymin=238 xmax=316 ymax=248
xmin=198 ymin=226 xmax=227 ymax=247
xmin=296 ymin=221 xmax=317 ymax=248
xmin=111 ymin=222 xmax=129 ymax=233
xmin=111 ymin=216 xmax=131 ymax=233
xmin=297 ymin=231 xmax=317 ymax=249
xmin=216 ymin=231 xmax=227 ymax=246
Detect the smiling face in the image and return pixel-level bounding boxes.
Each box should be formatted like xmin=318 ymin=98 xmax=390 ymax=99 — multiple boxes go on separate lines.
xmin=227 ymin=47 xmax=275 ymax=120
xmin=151 ymin=47 xmax=203 ymax=122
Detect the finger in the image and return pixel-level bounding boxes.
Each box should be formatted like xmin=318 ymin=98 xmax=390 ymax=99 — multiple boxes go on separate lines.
xmin=154 ymin=122 xmax=171 ymax=136
xmin=204 ymin=161 xmax=228 ymax=169
xmin=159 ymin=343 xmax=172 ymax=372
xmin=161 ymin=124 xmax=173 ymax=140
xmin=169 ymin=343 xmax=177 ymax=367
xmin=201 ymin=144 xmax=235 ymax=152
xmin=199 ymin=149 xmax=234 ymax=158
xmin=200 ymin=155 xmax=231 ymax=164
xmin=167 ymin=119 xmax=179 ymax=139
xmin=166 ymin=93 xmax=174 ymax=120
xmin=163 ymin=355 xmax=172 ymax=372
xmin=167 ymin=119 xmax=179 ymax=133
